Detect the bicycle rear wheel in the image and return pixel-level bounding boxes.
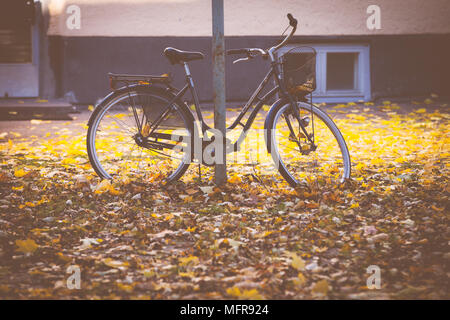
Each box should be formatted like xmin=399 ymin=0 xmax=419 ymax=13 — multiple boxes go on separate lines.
xmin=265 ymin=101 xmax=351 ymax=187
xmin=87 ymin=86 xmax=193 ymax=184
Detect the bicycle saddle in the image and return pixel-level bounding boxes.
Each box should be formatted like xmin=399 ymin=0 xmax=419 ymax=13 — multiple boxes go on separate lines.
xmin=164 ymin=47 xmax=205 ymax=65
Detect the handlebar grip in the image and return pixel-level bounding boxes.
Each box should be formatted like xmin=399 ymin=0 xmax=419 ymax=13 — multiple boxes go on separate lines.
xmin=227 ymin=49 xmax=248 ymax=55
xmin=287 ymin=13 xmax=298 ymax=27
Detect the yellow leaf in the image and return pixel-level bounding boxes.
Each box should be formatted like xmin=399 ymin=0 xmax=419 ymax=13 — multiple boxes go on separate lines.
xmin=240 ymin=289 xmax=263 ymax=300
xmin=102 ymin=258 xmax=129 ymax=269
xmin=179 ymin=271 xmax=195 ymax=278
xmin=293 ymin=272 xmax=306 ymax=286
xmin=285 ymin=252 xmax=305 ymax=271
xmin=255 ymin=230 xmax=274 ymax=238
xmin=312 ymin=279 xmax=329 ymax=295
xmin=113 ymin=113 xmax=127 ymax=119
xmin=14 ymin=169 xmax=29 ymax=178
xmin=226 ymin=286 xmax=241 ymax=297
xmin=61 ymin=158 xmax=77 ymax=165
xmin=431 ymin=205 xmax=444 ymax=212
xmin=141 ymin=123 xmax=151 ymax=137
xmin=350 ymin=202 xmax=359 ymax=209
xmin=263 ymin=230 xmax=273 ymax=237
xmin=94 ymin=179 xmax=112 ymax=194
xmin=16 ymin=239 xmax=39 ymax=254
xmin=108 ymin=185 xmax=121 ymax=195
xmin=291 ymin=253 xmax=305 ymax=271
xmin=12 ymin=185 xmax=24 ymax=191
xmin=226 ymin=287 xmax=263 ymax=300
xmin=164 ymin=213 xmax=174 ymax=221
xmin=179 ymin=256 xmax=199 ymax=266
xmin=394 ymin=157 xmax=407 ymax=163
xmin=228 ymin=174 xmax=242 ymax=184
xmin=116 ymin=283 xmax=134 ymax=292
xmin=370 ymin=158 xmax=384 ymax=165
xmin=315 ymin=246 xmax=328 ymax=253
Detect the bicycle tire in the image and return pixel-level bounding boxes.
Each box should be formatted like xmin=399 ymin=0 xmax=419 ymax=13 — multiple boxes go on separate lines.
xmin=265 ymin=101 xmax=351 ymax=187
xmin=87 ymin=85 xmax=194 ymax=184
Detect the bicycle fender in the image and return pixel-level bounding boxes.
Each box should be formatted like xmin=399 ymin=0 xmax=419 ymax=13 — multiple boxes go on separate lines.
xmin=264 ymin=98 xmax=290 ymax=154
xmin=264 ymin=98 xmax=288 ymax=130
xmin=87 ymin=84 xmax=194 ymax=127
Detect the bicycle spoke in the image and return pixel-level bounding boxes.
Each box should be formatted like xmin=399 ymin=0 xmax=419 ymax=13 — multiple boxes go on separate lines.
xmin=270 ymin=102 xmax=350 ymax=187
xmin=88 ymin=90 xmax=191 ymax=183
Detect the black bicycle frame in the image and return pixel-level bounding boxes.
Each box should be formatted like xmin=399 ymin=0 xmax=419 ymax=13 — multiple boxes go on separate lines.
xmin=137 ymin=57 xmax=313 ymax=155
xmin=167 ymin=63 xmax=281 ymax=153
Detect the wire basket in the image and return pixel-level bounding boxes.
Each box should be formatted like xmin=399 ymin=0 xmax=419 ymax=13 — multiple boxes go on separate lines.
xmin=280 ymin=46 xmax=317 ymax=97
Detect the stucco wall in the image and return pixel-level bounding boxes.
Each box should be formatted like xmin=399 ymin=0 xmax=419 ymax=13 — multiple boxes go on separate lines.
xmin=44 ymin=0 xmax=450 ymax=37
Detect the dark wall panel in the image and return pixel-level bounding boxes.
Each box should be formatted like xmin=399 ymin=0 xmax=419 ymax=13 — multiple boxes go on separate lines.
xmin=370 ymin=35 xmax=450 ymax=99
xmin=57 ymin=36 xmax=281 ymax=104
xmin=47 ymin=35 xmax=450 ymax=104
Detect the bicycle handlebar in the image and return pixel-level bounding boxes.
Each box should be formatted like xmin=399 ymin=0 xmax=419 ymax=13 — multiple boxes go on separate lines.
xmin=227 ymin=48 xmax=267 ymax=64
xmin=227 ymin=49 xmax=248 ymax=55
xmin=271 ymin=13 xmax=298 ymax=52
xmin=287 ymin=13 xmax=298 ymax=28
xmin=227 ymin=14 xmax=298 ymax=62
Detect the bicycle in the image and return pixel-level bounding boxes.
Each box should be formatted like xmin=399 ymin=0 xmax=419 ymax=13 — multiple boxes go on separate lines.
xmin=86 ymin=14 xmax=351 ymax=188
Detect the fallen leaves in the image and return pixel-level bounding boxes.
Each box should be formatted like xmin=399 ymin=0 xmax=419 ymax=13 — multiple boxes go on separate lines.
xmin=0 ymin=101 xmax=448 ymax=299
xmin=13 ymin=169 xmax=31 ymax=178
xmin=77 ymin=238 xmax=102 ymax=250
xmin=94 ymin=179 xmax=121 ymax=195
xmin=179 ymin=256 xmax=199 ymax=266
xmin=15 ymin=239 xmax=39 ymax=254
xmin=312 ymin=280 xmax=329 ymax=296
xmin=226 ymin=287 xmax=264 ymax=300
xmin=102 ymin=258 xmax=130 ymax=270
xmin=286 ymin=252 xmax=305 ymax=271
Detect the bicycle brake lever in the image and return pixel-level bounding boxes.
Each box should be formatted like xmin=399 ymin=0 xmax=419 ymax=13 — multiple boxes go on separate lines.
xmin=233 ymin=57 xmax=249 ymax=64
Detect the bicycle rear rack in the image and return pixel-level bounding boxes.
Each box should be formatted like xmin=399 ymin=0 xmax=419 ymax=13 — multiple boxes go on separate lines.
xmin=108 ymin=72 xmax=171 ymax=90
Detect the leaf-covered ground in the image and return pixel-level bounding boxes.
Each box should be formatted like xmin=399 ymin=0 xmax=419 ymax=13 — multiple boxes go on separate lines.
xmin=0 ymin=99 xmax=448 ymax=299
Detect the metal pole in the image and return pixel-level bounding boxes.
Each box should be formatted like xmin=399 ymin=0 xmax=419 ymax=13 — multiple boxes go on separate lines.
xmin=212 ymin=0 xmax=226 ymax=185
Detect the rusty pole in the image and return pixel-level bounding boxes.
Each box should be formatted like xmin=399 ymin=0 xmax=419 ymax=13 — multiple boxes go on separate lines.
xmin=212 ymin=0 xmax=227 ymax=185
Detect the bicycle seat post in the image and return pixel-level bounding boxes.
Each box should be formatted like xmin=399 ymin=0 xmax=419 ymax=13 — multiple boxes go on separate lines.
xmin=183 ymin=62 xmax=205 ymax=131
xmin=183 ymin=62 xmax=193 ymax=87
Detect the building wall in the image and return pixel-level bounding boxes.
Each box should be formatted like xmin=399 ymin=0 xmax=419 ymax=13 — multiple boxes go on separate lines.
xmin=46 ymin=0 xmax=450 ymax=36
xmin=37 ymin=0 xmax=450 ymax=103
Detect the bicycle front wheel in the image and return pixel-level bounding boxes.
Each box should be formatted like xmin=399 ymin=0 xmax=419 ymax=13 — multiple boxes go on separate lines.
xmin=265 ymin=101 xmax=351 ymax=187
xmin=87 ymin=86 xmax=193 ymax=184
